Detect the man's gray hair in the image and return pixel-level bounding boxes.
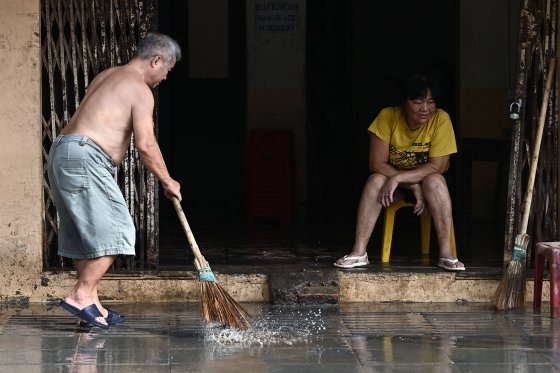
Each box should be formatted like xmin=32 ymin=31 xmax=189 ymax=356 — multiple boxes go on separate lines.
xmin=135 ymin=32 xmax=181 ymax=63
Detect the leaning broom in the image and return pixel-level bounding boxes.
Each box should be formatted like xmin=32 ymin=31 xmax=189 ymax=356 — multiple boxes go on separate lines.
xmin=172 ymin=197 xmax=252 ymax=329
xmin=492 ymin=57 xmax=556 ymax=310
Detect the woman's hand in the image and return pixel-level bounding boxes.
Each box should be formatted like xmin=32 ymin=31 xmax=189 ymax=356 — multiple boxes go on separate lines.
xmin=410 ymin=183 xmax=425 ymax=215
xmin=378 ymin=175 xmax=400 ymax=207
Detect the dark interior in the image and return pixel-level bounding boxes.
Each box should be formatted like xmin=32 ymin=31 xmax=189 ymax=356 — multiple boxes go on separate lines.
xmin=156 ymin=0 xmax=505 ymax=270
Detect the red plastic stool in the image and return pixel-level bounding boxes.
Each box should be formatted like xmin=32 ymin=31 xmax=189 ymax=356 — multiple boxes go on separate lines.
xmin=533 ymin=241 xmax=560 ymax=318
xmin=247 ymin=129 xmax=293 ymax=226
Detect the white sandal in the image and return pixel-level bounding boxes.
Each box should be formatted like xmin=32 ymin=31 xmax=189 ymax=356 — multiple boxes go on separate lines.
xmin=438 ymin=257 xmax=465 ymax=271
xmin=334 ymin=253 xmax=369 ymax=268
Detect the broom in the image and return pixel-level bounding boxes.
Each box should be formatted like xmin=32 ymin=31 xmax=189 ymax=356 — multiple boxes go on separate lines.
xmin=171 ymin=197 xmax=252 ymax=329
xmin=492 ymin=57 xmax=556 ymax=310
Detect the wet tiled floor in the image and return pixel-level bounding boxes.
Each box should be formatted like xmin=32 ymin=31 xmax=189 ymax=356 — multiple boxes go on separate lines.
xmin=1 ymin=302 xmax=559 ymax=372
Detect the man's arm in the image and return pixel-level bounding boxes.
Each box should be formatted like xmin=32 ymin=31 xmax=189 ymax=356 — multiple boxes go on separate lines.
xmin=132 ymin=85 xmax=181 ymax=201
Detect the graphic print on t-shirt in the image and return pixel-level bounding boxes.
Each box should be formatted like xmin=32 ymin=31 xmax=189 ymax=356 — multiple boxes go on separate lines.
xmin=389 ymin=144 xmax=429 ymax=170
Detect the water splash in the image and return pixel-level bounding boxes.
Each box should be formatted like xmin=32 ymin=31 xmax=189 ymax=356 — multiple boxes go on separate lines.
xmin=204 ymin=307 xmax=327 ymax=346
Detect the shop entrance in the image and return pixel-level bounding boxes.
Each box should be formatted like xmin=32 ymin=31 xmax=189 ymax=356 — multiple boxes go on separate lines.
xmin=41 ymin=0 xmax=520 ymax=272
xmin=156 ymin=0 xmax=521 ymax=270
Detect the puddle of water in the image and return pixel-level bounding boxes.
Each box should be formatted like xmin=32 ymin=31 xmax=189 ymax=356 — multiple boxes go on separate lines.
xmin=204 ymin=307 xmax=326 ymax=346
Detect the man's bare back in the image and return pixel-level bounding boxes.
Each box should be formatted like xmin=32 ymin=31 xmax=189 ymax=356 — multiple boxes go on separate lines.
xmin=62 ymin=53 xmax=179 ymax=200
xmin=62 ymin=65 xmax=151 ymax=164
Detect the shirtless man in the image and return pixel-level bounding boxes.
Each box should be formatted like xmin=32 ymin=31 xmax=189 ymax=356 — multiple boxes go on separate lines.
xmin=47 ymin=33 xmax=181 ymax=328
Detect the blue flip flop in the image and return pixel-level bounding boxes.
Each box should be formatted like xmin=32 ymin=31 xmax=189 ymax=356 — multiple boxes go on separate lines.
xmin=106 ymin=308 xmax=125 ymax=324
xmin=59 ymin=300 xmax=109 ymax=329
xmin=80 ymin=307 xmax=125 ymax=328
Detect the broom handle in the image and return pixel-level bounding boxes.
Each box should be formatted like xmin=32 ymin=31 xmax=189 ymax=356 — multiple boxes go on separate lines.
xmin=519 ymin=57 xmax=556 ymax=234
xmin=171 ymin=197 xmax=208 ymax=269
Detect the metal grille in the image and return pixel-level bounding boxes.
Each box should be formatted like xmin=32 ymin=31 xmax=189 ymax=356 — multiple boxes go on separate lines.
xmin=505 ymin=0 xmax=560 ymax=262
xmin=40 ymin=0 xmax=159 ymax=270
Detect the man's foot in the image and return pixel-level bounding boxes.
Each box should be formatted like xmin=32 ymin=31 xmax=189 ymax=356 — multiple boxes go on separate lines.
xmin=334 ymin=253 xmax=369 ymax=268
xmin=80 ymin=307 xmax=125 ymax=328
xmin=438 ymin=257 xmax=465 ymax=271
xmin=61 ymin=297 xmax=108 ymax=327
xmin=59 ymin=300 xmax=109 ymax=329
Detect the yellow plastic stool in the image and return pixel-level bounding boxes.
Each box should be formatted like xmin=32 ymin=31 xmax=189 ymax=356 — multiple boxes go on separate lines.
xmin=381 ymin=199 xmax=457 ymax=263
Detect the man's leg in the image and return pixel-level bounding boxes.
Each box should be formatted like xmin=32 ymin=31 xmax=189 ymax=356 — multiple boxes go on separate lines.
xmin=336 ymin=173 xmax=386 ymax=266
xmin=63 ymin=255 xmax=117 ymax=325
xmin=90 ymin=286 xmax=107 ymax=319
xmin=421 ymin=174 xmax=464 ymax=269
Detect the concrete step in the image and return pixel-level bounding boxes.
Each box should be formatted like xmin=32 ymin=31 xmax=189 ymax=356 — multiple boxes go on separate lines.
xmin=35 ymin=268 xmax=550 ymax=304
xmin=269 ymin=269 xmax=340 ymax=304
xmin=296 ymin=285 xmax=339 ymax=304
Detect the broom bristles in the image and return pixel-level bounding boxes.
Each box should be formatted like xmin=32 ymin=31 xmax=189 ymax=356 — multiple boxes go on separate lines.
xmin=492 ymin=259 xmax=526 ymax=310
xmin=492 ymin=234 xmax=529 ymax=310
xmin=200 ymin=282 xmax=252 ymax=330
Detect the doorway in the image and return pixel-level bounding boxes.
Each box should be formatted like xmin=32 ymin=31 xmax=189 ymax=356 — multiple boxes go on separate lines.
xmin=306 ymin=1 xmax=461 ymax=262
xmin=157 ymin=0 xmax=247 ymax=267
xmin=156 ymin=1 xmax=516 ymax=270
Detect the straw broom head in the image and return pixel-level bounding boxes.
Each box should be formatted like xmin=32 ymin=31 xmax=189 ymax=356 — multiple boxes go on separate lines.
xmin=492 ymin=233 xmax=529 ymax=310
xmin=200 ymin=281 xmax=252 ymax=330
xmin=172 ymin=197 xmax=252 ymax=330
xmin=196 ymin=259 xmax=252 ymax=330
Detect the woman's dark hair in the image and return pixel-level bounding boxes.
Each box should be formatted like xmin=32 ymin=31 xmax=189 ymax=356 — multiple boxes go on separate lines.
xmin=402 ymin=74 xmax=441 ymax=104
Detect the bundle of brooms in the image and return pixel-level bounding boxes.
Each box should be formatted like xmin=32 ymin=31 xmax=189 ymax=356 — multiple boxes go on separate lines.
xmin=492 ymin=57 xmax=556 ymax=310
xmin=172 ymin=197 xmax=252 ymax=330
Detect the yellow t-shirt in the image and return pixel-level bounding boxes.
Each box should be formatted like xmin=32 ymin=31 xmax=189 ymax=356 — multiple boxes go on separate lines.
xmin=368 ymin=106 xmax=457 ymax=170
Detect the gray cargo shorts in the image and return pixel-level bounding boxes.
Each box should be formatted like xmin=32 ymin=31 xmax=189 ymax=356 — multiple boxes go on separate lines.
xmin=47 ymin=134 xmax=136 ymax=259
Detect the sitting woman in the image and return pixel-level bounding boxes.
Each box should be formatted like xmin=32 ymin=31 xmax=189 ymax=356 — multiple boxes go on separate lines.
xmin=334 ymin=74 xmax=465 ymax=271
